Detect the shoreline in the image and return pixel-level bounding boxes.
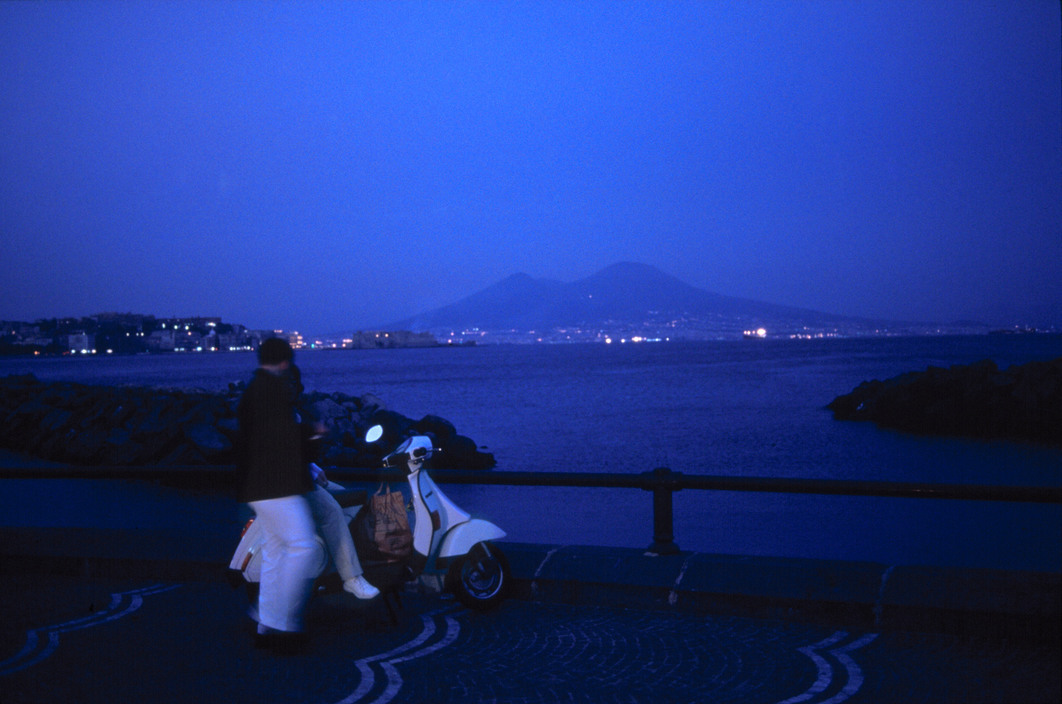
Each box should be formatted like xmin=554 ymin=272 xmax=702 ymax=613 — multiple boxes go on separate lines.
xmin=0 ymin=448 xmax=70 ymax=468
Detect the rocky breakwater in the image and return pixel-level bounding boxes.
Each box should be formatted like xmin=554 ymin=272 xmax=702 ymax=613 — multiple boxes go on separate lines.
xmin=0 ymin=374 xmax=496 ymax=469
xmin=828 ymin=356 xmax=1062 ymax=446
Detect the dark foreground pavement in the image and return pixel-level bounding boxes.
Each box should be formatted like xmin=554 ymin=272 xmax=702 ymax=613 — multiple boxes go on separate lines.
xmin=1 ymin=570 xmax=1060 ymax=704
xmin=1 ymin=529 xmax=1060 ymax=704
xmin=1 ymin=464 xmax=1059 ymax=703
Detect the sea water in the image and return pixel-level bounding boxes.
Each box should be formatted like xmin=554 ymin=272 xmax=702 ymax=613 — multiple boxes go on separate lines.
xmin=2 ymin=335 xmax=1060 ymax=570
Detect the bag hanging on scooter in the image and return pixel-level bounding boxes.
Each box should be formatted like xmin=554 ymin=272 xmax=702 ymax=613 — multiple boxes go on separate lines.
xmin=351 ymin=484 xmax=413 ymax=564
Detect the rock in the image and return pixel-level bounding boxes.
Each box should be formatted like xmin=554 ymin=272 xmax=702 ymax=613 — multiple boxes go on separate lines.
xmin=369 ymin=409 xmax=414 ymax=441
xmin=0 ymin=374 xmax=497 ymax=469
xmin=828 ymin=356 xmax=1062 ymax=446
xmin=438 ymin=434 xmax=496 ymax=470
xmin=63 ymin=427 xmax=108 ymax=464
xmin=413 ymin=415 xmax=458 ymax=443
xmin=158 ymin=443 xmax=207 ymax=466
xmin=309 ymin=397 xmax=347 ymax=424
xmin=216 ymin=416 xmax=239 ymax=436
xmin=183 ymin=422 xmax=233 ymax=459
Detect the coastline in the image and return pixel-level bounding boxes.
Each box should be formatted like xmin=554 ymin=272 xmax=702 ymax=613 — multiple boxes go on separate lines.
xmin=0 ymin=448 xmax=69 ymax=468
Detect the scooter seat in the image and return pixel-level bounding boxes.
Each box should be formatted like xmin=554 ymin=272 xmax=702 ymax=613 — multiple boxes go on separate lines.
xmin=333 ymin=489 xmax=368 ymax=508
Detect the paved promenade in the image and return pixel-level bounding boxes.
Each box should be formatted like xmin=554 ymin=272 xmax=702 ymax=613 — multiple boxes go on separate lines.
xmin=2 ymin=526 xmax=1060 ymax=703
xmin=1 ymin=568 xmax=1060 ymax=704
xmin=0 ymin=460 xmax=1058 ymax=702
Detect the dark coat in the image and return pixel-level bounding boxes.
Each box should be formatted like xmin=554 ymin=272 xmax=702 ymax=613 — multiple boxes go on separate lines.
xmin=235 ymin=368 xmax=314 ymax=503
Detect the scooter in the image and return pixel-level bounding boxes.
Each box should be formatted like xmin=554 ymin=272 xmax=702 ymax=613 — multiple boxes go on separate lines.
xmin=227 ymin=425 xmax=510 ymax=612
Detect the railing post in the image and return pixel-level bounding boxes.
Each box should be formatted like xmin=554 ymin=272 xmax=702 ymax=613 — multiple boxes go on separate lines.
xmin=644 ymin=467 xmax=682 ymax=555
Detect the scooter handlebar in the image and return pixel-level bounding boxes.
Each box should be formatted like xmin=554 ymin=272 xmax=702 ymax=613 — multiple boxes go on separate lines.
xmin=381 ymin=452 xmax=409 ymax=468
xmin=381 ymin=445 xmax=438 ymax=469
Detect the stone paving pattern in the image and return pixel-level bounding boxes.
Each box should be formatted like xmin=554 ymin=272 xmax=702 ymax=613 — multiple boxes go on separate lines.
xmin=1 ymin=476 xmax=1058 ymax=703
xmin=1 ymin=573 xmax=1059 ymax=704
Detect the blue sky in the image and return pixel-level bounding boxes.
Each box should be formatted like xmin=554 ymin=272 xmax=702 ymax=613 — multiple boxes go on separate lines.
xmin=2 ymin=1 xmax=1059 ymax=334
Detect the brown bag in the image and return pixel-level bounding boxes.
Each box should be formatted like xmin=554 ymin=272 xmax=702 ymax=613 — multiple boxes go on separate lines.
xmin=352 ymin=485 xmax=413 ymax=563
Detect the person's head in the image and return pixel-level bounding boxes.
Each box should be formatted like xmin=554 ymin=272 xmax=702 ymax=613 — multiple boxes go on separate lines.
xmin=257 ymin=338 xmax=294 ymax=370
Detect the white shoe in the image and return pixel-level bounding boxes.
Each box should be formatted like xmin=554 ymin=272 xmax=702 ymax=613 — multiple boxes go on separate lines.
xmin=344 ymin=575 xmax=380 ymax=600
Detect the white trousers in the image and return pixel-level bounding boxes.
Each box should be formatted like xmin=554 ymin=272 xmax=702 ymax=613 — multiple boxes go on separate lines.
xmin=305 ymin=485 xmax=364 ymax=582
xmin=248 ymin=494 xmax=326 ymax=633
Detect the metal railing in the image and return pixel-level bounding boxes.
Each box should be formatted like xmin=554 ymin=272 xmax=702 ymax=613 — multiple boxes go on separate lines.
xmin=330 ymin=467 xmax=1062 ymax=554
xmin=4 ymin=464 xmax=1060 ymax=555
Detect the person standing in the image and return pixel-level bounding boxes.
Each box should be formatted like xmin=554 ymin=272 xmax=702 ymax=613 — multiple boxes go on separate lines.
xmin=285 ymin=363 xmax=379 ymax=600
xmin=236 ymin=338 xmax=323 ymax=651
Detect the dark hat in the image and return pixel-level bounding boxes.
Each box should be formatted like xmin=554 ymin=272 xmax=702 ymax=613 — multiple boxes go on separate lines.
xmin=258 ymin=338 xmax=294 ymax=365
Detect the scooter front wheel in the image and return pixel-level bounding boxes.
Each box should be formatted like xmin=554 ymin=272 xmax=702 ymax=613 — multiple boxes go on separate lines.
xmin=447 ymin=541 xmax=509 ymax=611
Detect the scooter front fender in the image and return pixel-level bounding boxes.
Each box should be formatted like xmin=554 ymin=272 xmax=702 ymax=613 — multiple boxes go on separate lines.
xmin=438 ymin=519 xmax=506 ymax=559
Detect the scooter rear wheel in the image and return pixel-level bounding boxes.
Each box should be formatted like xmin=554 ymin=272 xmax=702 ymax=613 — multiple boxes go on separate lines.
xmin=447 ymin=541 xmax=509 ymax=611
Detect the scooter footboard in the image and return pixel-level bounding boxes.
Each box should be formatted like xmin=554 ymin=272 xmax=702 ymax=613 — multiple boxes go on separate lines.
xmin=438 ymin=520 xmax=506 ymax=559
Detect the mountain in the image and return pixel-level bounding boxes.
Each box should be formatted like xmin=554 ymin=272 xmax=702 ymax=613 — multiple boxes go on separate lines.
xmin=386 ymin=262 xmax=895 ymax=342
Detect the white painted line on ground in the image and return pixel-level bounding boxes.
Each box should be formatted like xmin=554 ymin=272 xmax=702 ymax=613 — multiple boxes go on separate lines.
xmin=821 ymin=633 xmax=879 ymax=704
xmin=530 ymin=545 xmax=565 ymax=599
xmin=873 ymin=565 xmax=896 ymax=628
xmin=333 ymin=606 xmax=461 ymax=704
xmin=775 ymin=630 xmax=878 ymax=704
xmin=0 ymin=583 xmax=179 ymax=676
xmin=668 ymin=553 xmax=694 ymax=606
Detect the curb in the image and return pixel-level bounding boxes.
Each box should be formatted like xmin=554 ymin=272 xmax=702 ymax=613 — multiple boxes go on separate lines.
xmin=501 ymin=543 xmax=1061 ymax=641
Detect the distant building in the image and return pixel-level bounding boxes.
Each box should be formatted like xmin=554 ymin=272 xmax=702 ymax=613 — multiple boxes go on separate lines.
xmin=67 ymin=332 xmax=95 ymax=354
xmin=347 ymin=330 xmax=438 ymax=349
xmin=173 ymin=330 xmax=203 ymax=351
xmin=146 ymin=329 xmax=176 ymax=352
xmin=218 ymin=328 xmax=251 ymax=351
xmin=157 ymin=316 xmax=222 ymax=330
